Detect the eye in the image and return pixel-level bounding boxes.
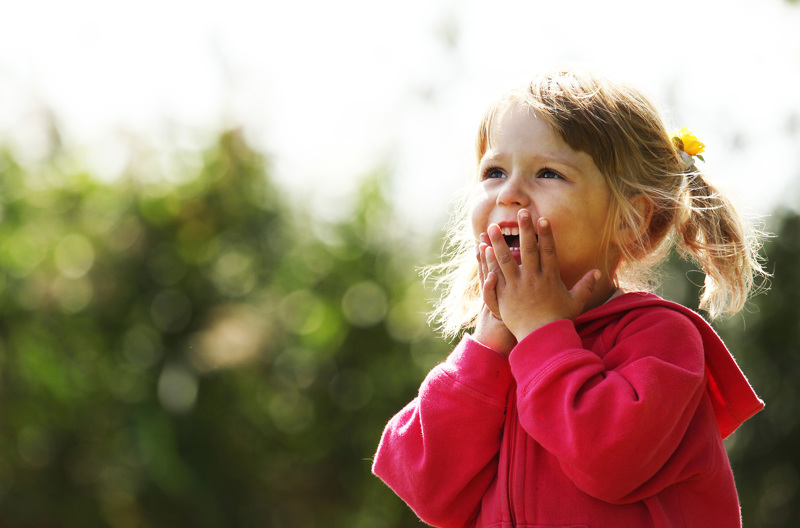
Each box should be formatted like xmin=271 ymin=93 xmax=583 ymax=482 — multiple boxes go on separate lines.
xmin=481 ymin=167 xmax=506 ymax=180
xmin=538 ymin=168 xmax=564 ymax=180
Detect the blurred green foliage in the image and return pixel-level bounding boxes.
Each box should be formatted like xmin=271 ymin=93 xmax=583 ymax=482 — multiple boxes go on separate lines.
xmin=0 ymin=131 xmax=443 ymax=527
xmin=0 ymin=129 xmax=797 ymax=527
xmin=717 ymin=211 xmax=800 ymax=528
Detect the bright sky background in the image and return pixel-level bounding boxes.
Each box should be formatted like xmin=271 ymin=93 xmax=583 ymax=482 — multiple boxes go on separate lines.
xmin=2 ymin=0 xmax=799 ymax=234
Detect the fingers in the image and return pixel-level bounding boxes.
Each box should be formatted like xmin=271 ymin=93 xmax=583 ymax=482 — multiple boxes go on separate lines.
xmin=571 ymin=269 xmax=601 ymax=310
xmin=482 ymin=271 xmax=502 ymax=318
xmin=518 ymin=209 xmax=539 ymax=270
xmin=536 ymin=217 xmax=558 ymax=273
xmin=479 ymin=233 xmax=490 ymax=283
xmin=486 ymin=224 xmax=518 ymax=276
xmin=476 ymin=244 xmax=487 ymax=286
xmin=512 ymin=211 xmax=557 ymax=275
xmin=480 ymin=237 xmax=502 ymax=318
xmin=484 ymin=245 xmax=504 ymax=283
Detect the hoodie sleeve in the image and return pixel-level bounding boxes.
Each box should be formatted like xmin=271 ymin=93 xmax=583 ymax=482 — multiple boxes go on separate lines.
xmin=509 ymin=307 xmax=707 ymax=504
xmin=372 ymin=335 xmax=513 ymax=528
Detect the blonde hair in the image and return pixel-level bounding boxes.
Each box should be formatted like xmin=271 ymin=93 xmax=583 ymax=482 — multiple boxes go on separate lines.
xmin=427 ymin=69 xmax=767 ymax=340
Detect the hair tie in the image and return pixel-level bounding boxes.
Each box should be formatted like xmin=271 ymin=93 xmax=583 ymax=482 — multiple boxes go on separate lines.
xmin=669 ymin=127 xmax=705 ymax=171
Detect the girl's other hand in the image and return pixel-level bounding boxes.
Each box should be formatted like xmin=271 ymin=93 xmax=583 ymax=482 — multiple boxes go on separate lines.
xmin=474 ymin=239 xmax=516 ymax=356
xmin=485 ymin=209 xmax=600 ymax=342
xmin=473 ymin=305 xmax=517 ymax=356
xmin=478 ymin=233 xmax=501 ymax=319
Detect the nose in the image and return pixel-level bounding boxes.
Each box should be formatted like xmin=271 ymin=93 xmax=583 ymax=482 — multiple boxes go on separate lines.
xmin=496 ymin=175 xmax=530 ymax=207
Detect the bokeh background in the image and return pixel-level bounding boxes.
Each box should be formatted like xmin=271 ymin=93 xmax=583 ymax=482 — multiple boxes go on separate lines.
xmin=1 ymin=0 xmax=799 ymax=526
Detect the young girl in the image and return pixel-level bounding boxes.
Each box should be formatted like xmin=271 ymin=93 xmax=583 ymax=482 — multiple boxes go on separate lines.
xmin=372 ymin=69 xmax=767 ymax=527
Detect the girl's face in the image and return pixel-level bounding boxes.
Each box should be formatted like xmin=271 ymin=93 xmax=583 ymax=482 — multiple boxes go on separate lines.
xmin=471 ymin=105 xmax=619 ymax=290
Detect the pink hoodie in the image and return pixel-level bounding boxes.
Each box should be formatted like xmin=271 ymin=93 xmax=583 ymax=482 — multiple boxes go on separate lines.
xmin=373 ymin=292 xmax=763 ymax=527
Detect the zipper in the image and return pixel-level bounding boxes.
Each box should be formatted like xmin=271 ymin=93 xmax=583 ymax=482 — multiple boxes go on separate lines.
xmin=506 ymin=390 xmax=517 ymax=527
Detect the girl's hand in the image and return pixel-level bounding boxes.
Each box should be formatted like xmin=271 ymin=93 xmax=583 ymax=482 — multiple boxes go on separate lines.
xmin=478 ymin=233 xmax=502 ymax=319
xmin=484 ymin=209 xmax=600 ymax=342
xmin=473 ymin=238 xmax=516 ymax=356
xmin=473 ymin=305 xmax=516 ymax=356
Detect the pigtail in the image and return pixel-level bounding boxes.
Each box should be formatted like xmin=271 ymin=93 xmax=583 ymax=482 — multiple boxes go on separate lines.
xmin=677 ymin=167 xmax=768 ymax=318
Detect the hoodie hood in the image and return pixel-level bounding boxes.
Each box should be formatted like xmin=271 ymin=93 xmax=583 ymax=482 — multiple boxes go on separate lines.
xmin=576 ymin=292 xmax=764 ymax=439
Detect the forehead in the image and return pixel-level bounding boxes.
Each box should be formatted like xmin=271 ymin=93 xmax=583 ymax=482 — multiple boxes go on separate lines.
xmin=483 ymin=106 xmax=573 ymax=160
xmin=491 ymin=105 xmax=553 ymax=140
xmin=480 ymin=105 xmax=607 ymax=185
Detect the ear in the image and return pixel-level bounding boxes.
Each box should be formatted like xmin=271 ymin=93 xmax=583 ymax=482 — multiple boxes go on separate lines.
xmin=614 ymin=193 xmax=653 ymax=247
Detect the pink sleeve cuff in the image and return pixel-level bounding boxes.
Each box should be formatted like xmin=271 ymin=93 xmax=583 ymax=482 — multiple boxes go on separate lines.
xmin=436 ymin=334 xmax=514 ymax=405
xmin=508 ymin=319 xmax=584 ymax=394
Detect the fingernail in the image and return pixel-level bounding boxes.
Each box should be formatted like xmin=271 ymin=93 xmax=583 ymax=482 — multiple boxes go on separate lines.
xmin=519 ymin=210 xmax=530 ymax=221
xmin=540 ymin=218 xmax=549 ymax=228
xmin=593 ymin=270 xmax=601 ymax=281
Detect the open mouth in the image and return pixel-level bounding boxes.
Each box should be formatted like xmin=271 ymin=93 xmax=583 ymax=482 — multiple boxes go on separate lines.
xmin=500 ymin=226 xmax=520 ymax=250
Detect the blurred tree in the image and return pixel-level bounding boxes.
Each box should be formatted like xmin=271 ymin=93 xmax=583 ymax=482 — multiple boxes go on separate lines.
xmin=0 ymin=130 xmax=290 ymax=526
xmin=717 ymin=210 xmax=800 ymax=528
xmin=0 ymin=130 xmax=447 ymax=527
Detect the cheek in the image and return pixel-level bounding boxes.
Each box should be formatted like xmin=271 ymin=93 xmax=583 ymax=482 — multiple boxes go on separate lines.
xmin=470 ymin=209 xmax=484 ymax=239
xmin=548 ymin=206 xmax=596 ymax=249
xmin=552 ymin=210 xmax=613 ymax=263
xmin=469 ymin=192 xmax=492 ymax=237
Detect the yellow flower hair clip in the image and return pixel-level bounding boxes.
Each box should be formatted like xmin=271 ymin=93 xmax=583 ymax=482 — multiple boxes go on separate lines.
xmin=669 ymin=127 xmax=705 ymax=170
